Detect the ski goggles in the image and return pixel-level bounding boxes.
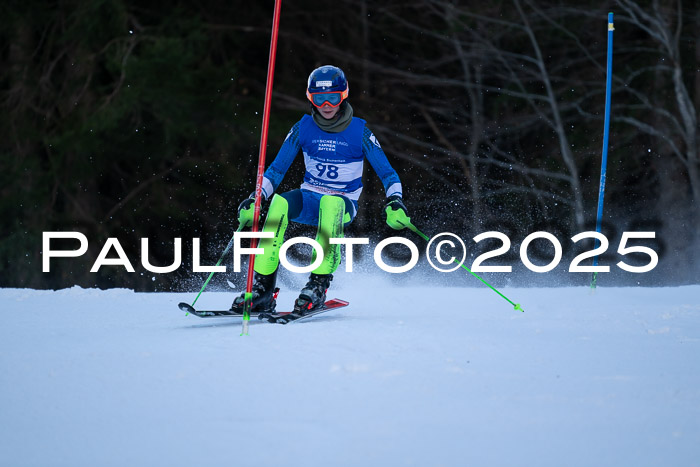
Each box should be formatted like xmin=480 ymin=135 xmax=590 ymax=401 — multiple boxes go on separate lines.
xmin=306 ymin=89 xmax=349 ymax=108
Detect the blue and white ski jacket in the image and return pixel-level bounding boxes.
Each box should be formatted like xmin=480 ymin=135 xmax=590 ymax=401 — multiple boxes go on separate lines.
xmin=260 ymin=114 xmax=402 ymax=202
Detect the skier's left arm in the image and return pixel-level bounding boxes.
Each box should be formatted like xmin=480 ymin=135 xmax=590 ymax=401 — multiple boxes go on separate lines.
xmin=363 ymin=127 xmax=411 ymax=230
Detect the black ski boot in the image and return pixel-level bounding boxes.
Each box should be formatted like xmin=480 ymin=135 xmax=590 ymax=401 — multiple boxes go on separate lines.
xmin=294 ymin=273 xmax=333 ymax=315
xmin=230 ymin=269 xmax=279 ymax=315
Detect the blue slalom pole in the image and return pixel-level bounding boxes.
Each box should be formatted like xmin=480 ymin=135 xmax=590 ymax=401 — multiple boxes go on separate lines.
xmin=591 ymin=12 xmax=614 ymax=289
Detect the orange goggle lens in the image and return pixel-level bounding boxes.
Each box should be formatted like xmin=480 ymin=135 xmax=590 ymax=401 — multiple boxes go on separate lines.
xmin=306 ymin=89 xmax=349 ymax=108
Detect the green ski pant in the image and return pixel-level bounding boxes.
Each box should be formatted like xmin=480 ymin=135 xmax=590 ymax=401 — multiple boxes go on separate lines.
xmin=254 ymin=194 xmax=346 ymax=276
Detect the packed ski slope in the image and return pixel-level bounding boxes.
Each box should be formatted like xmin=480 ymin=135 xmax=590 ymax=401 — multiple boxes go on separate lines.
xmin=1 ymin=278 xmax=699 ymax=467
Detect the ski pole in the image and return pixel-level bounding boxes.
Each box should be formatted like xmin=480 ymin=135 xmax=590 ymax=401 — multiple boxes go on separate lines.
xmin=178 ymin=222 xmax=249 ymax=314
xmin=591 ymin=12 xmax=614 ymax=290
xmin=242 ymin=0 xmax=283 ymax=336
xmin=405 ymin=222 xmax=524 ymax=312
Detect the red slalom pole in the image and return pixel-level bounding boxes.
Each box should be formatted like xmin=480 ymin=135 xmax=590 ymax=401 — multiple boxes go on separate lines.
xmin=242 ymin=0 xmax=283 ymax=336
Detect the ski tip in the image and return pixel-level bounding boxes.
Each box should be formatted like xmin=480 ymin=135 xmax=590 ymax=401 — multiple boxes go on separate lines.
xmin=326 ymin=298 xmax=349 ymax=307
xmin=178 ymin=302 xmax=196 ymax=313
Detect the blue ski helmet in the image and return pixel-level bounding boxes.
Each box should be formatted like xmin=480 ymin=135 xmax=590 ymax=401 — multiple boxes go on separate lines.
xmin=306 ymin=65 xmax=349 ymax=108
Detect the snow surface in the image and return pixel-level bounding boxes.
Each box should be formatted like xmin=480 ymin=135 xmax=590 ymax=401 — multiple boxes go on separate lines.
xmin=1 ymin=279 xmax=699 ymax=467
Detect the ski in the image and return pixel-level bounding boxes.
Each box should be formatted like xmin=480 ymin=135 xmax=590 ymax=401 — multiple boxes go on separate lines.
xmin=261 ymin=298 xmax=349 ymax=324
xmin=187 ymin=309 xmax=263 ymax=319
xmin=178 ymin=298 xmax=348 ymax=322
xmin=178 ymin=302 xmax=264 ymax=318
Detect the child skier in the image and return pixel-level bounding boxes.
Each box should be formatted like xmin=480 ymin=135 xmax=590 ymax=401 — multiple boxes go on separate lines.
xmin=231 ymin=65 xmax=411 ymax=316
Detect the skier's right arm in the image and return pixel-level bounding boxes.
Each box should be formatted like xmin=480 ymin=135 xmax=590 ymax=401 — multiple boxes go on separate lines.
xmin=238 ymin=121 xmax=302 ymax=227
xmin=260 ymin=121 xmax=302 ymax=199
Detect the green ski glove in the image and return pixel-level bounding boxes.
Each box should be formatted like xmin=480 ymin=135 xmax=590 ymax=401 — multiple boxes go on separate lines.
xmin=238 ymin=192 xmax=263 ymax=228
xmin=384 ymin=195 xmax=411 ymax=230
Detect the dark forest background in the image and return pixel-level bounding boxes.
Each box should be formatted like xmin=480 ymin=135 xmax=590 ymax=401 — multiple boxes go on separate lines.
xmin=1 ymin=0 xmax=698 ymax=290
